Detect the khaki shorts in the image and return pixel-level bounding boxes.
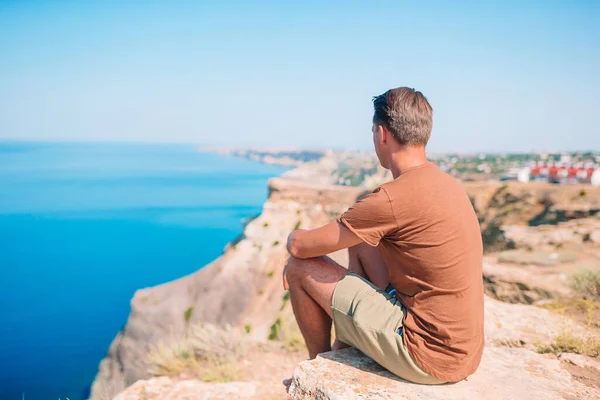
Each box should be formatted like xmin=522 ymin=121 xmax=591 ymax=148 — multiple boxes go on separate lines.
xmin=331 ymin=272 xmax=445 ymax=385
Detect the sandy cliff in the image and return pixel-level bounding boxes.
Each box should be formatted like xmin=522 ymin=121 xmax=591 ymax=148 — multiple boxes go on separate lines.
xmin=463 ymin=181 xmax=600 ymax=250
xmin=111 ymin=295 xmax=600 ymax=400
xmin=89 ymin=177 xmax=363 ymax=400
xmin=93 ymin=174 xmax=600 ymax=400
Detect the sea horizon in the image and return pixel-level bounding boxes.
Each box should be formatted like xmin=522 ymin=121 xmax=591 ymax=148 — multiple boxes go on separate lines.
xmin=1 ymin=139 xmax=595 ymax=157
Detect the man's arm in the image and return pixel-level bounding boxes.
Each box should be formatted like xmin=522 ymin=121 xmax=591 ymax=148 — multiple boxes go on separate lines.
xmin=287 ymin=221 xmax=364 ymax=259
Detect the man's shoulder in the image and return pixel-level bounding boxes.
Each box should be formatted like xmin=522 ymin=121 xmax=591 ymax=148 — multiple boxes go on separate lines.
xmin=379 ymin=164 xmax=466 ymax=201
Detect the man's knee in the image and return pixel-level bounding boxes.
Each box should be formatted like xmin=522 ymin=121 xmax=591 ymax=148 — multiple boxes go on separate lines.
xmin=284 ymin=255 xmax=324 ymax=284
xmin=284 ymin=256 xmax=301 ymax=288
xmin=285 ymin=255 xmax=346 ymax=287
xmin=284 ymin=256 xmax=297 ymax=281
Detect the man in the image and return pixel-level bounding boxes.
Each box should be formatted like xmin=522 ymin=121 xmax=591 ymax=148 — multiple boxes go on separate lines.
xmin=283 ymin=87 xmax=484 ymax=387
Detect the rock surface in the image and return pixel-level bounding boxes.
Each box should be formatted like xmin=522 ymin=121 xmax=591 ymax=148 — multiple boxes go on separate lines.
xmin=483 ymin=295 xmax=592 ymax=348
xmin=287 ymin=347 xmax=600 ymax=400
xmin=463 ymin=181 xmax=600 ymax=229
xmin=113 ymin=377 xmax=256 ymax=400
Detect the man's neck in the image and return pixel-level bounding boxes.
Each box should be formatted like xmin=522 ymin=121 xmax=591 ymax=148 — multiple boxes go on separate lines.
xmin=389 ymin=146 xmax=428 ymax=179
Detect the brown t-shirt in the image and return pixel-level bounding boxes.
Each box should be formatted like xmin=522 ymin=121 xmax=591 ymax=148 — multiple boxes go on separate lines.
xmin=338 ymin=162 xmax=484 ymax=383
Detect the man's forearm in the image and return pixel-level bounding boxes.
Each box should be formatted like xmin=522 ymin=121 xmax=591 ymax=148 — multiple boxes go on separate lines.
xmin=286 ymin=222 xmax=363 ymax=259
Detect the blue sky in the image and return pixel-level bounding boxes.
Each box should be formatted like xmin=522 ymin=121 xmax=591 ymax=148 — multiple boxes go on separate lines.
xmin=0 ymin=1 xmax=598 ymax=152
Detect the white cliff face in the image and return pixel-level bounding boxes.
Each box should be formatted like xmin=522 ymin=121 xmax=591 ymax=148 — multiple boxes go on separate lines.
xmin=89 ymin=177 xmax=364 ymax=400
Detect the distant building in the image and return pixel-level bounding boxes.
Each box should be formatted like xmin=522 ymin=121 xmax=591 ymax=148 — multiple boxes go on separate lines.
xmin=517 ymin=168 xmax=530 ymax=183
xmin=524 ymin=163 xmax=599 ymax=184
xmin=592 ymin=169 xmax=600 ymax=186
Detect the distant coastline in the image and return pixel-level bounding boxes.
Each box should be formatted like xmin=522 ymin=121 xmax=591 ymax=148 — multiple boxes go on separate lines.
xmin=199 ymin=146 xmax=327 ymax=167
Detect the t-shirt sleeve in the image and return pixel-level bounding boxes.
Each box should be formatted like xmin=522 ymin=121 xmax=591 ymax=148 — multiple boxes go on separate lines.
xmin=337 ymin=187 xmax=397 ymax=247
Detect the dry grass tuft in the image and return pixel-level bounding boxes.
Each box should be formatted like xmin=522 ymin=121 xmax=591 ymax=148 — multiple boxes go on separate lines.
xmin=267 ymin=293 xmax=308 ymax=352
xmin=281 ymin=322 xmax=306 ymax=352
xmin=540 ymin=268 xmax=600 ymax=328
xmin=569 ymin=268 xmax=600 ymax=300
xmin=536 ymin=330 xmax=600 ymax=358
xmin=539 ymin=298 xmax=599 ymax=328
xmin=147 ymin=323 xmax=247 ymax=381
xmin=267 ymin=314 xmax=307 ymax=352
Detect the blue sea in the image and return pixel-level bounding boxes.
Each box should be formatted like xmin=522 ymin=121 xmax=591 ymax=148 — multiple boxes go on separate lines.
xmin=0 ymin=142 xmax=289 ymax=400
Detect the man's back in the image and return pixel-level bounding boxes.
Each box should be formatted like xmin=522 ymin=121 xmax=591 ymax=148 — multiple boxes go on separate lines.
xmin=339 ymin=162 xmax=484 ymax=382
xmin=285 ymin=87 xmax=484 ymax=387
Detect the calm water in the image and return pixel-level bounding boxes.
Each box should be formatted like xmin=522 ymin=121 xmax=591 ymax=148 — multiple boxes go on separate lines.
xmin=0 ymin=142 xmax=289 ymax=400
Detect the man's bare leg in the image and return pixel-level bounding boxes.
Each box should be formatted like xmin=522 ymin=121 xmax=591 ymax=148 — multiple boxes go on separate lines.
xmin=332 ymin=242 xmax=389 ymax=351
xmin=284 ymin=255 xmax=347 ymax=357
xmin=282 ymin=245 xmax=389 ymax=389
xmin=282 ymin=255 xmax=347 ymax=389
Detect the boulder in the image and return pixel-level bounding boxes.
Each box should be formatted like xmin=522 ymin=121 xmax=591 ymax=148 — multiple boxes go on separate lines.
xmin=287 ymin=347 xmax=600 ymax=400
xmin=482 ymin=295 xmax=590 ymax=347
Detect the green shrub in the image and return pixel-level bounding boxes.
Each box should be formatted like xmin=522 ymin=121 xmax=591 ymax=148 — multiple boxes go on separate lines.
xmin=263 ymin=222 xmax=269 ymax=228
xmin=184 ymin=306 xmax=194 ymax=322
xmin=268 ymin=318 xmax=282 ymax=340
xmin=280 ymin=292 xmax=291 ymax=311
xmin=293 ymin=220 xmax=302 ymax=230
xmin=272 ymin=240 xmax=280 ymax=247
xmin=244 ymin=324 xmax=252 ymax=334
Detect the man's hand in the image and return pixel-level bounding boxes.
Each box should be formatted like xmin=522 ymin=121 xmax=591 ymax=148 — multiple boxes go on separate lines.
xmin=286 ymin=221 xmax=363 ymax=259
xmin=283 ymin=230 xmax=306 ymax=290
xmin=287 ymin=229 xmax=307 ymax=256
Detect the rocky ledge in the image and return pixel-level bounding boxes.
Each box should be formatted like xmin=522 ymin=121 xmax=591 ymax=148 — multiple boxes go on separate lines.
xmin=114 ymin=377 xmax=257 ymax=400
xmin=287 ymin=347 xmax=600 ymax=400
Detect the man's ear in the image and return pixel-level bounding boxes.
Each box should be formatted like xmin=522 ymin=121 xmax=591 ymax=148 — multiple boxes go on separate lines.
xmin=378 ymin=124 xmax=388 ymax=145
